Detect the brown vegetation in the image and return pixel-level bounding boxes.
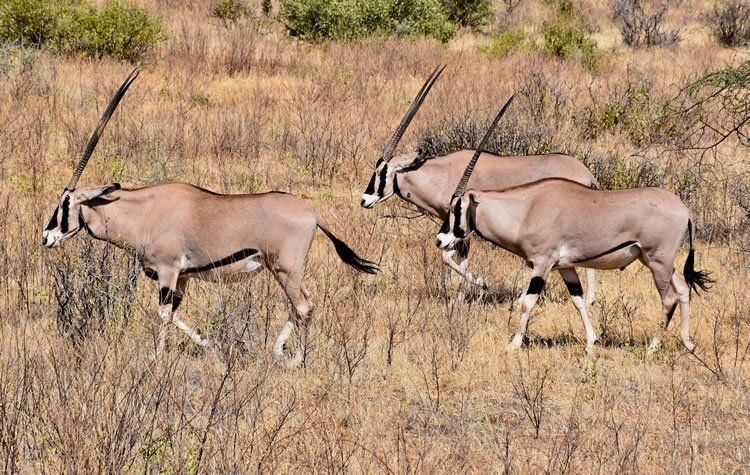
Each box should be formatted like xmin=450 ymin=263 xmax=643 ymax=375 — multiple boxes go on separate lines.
xmin=1 ymin=0 xmax=749 ymax=471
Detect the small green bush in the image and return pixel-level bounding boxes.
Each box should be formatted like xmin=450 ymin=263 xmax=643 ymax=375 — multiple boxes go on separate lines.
xmin=585 ymin=81 xmax=676 ymax=146
xmin=440 ymin=0 xmax=494 ymax=30
xmin=0 ymin=0 xmax=165 ymax=62
xmin=211 ymin=0 xmax=250 ymax=28
xmin=479 ymin=29 xmax=535 ymax=59
xmin=542 ymin=21 xmax=601 ymax=69
xmin=279 ymin=0 xmax=457 ymax=43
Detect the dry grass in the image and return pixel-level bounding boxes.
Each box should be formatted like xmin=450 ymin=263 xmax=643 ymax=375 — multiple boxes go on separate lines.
xmin=1 ymin=0 xmax=749 ymax=471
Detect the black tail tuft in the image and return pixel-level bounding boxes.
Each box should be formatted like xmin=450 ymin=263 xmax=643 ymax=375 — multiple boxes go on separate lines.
xmin=683 ymin=248 xmax=713 ymax=294
xmin=319 ymin=226 xmax=379 ymax=274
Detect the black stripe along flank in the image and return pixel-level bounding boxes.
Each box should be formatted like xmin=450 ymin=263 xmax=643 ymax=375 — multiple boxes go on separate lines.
xmin=573 ymin=240 xmax=637 ymax=263
xmin=181 ymin=248 xmax=259 ymax=275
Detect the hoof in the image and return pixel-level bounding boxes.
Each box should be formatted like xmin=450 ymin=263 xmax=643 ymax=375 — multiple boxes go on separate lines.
xmin=683 ymin=340 xmax=696 ymax=352
xmin=507 ymin=336 xmax=523 ymax=352
xmin=197 ymin=337 xmax=211 ymax=348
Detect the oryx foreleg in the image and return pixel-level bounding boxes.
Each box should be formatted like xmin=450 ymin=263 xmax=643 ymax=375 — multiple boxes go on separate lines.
xmin=508 ymin=261 xmax=553 ymax=351
xmin=559 ymin=268 xmax=597 ymax=355
xmin=156 ymin=273 xmax=208 ymax=356
xmin=440 ymin=240 xmax=485 ymax=287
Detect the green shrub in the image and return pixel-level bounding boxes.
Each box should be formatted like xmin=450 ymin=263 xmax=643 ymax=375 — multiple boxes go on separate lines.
xmin=0 ymin=0 xmax=165 ymax=62
xmin=479 ymin=29 xmax=535 ymax=59
xmin=211 ymin=0 xmax=250 ymax=28
xmin=440 ymin=0 xmax=494 ymax=30
xmin=542 ymin=21 xmax=601 ymax=69
xmin=585 ymin=81 xmax=676 ymax=146
xmin=279 ymin=0 xmax=457 ymax=43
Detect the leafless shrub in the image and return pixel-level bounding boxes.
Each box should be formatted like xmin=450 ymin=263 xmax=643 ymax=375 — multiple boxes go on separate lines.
xmin=48 ymin=240 xmax=140 ymax=343
xmin=706 ymin=0 xmax=750 ymax=47
xmin=610 ymin=0 xmax=683 ymax=48
xmin=510 ymin=359 xmax=549 ymax=438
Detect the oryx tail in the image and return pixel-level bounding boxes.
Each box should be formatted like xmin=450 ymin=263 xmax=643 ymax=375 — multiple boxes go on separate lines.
xmin=318 ymin=222 xmax=378 ymax=274
xmin=684 ymin=219 xmax=713 ymax=293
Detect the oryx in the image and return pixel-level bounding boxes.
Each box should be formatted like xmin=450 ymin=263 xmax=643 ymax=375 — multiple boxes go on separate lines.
xmin=436 ymin=119 xmax=712 ymax=354
xmin=361 ymin=67 xmax=599 ymax=303
xmin=43 ymin=70 xmax=378 ymax=366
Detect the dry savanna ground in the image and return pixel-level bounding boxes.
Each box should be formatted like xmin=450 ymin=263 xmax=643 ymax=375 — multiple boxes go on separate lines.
xmin=1 ymin=0 xmax=749 ymax=472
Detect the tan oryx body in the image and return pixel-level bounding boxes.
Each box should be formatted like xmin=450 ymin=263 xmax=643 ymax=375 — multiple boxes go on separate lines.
xmin=361 ymin=67 xmax=598 ymax=302
xmin=42 ymin=70 xmax=377 ymax=366
xmin=437 ymin=178 xmax=712 ymax=354
xmin=363 ymin=149 xmax=598 ymax=294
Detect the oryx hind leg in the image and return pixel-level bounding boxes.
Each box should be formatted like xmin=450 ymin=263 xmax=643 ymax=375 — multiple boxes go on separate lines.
xmin=272 ymin=268 xmax=313 ymax=367
xmin=558 ymin=268 xmax=597 ymax=355
xmin=509 ymin=261 xmax=553 ymax=351
xmin=670 ymin=271 xmax=695 ymax=351
xmin=584 ymin=268 xmax=596 ymax=307
xmin=156 ymin=273 xmax=209 ymax=356
xmin=642 ymin=256 xmax=693 ymax=352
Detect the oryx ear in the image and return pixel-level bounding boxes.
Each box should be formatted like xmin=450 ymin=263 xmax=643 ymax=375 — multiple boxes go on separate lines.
xmin=468 ymin=191 xmax=480 ymax=204
xmin=75 ymin=183 xmax=121 ymax=203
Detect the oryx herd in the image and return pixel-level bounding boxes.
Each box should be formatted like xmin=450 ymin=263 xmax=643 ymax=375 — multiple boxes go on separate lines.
xmin=43 ymin=67 xmax=712 ymax=365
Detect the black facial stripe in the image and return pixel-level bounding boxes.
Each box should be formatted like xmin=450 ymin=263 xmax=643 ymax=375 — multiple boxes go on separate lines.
xmin=159 ymin=287 xmax=174 ymax=306
xmin=364 ymin=173 xmax=376 ymax=195
xmin=182 ymin=248 xmax=259 ymax=275
xmin=376 ymin=164 xmax=388 ymax=197
xmin=60 ymin=196 xmax=70 ymax=233
xmin=564 ymin=280 xmax=583 ymax=297
xmin=527 ymin=276 xmax=545 ymax=295
xmin=573 ymin=241 xmax=637 ymax=263
xmin=439 ymin=215 xmax=450 ymax=234
xmin=45 ymin=207 xmax=59 ymax=231
xmin=453 ymin=199 xmax=464 ymax=238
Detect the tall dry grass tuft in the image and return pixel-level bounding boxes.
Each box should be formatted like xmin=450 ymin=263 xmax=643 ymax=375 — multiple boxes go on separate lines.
xmin=0 ymin=0 xmax=749 ymax=471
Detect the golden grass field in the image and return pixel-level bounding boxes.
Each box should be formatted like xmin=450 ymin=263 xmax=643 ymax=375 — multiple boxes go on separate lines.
xmin=1 ymin=0 xmax=749 ymax=472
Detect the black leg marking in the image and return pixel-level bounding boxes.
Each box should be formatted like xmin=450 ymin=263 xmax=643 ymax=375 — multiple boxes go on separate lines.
xmin=172 ymin=293 xmax=183 ymax=312
xmin=144 ymin=269 xmax=158 ymax=281
xmin=159 ymin=287 xmax=174 ymax=306
xmin=564 ymin=280 xmax=583 ymax=297
xmin=455 ymin=240 xmax=470 ymax=259
xmin=527 ymin=276 xmax=545 ymax=295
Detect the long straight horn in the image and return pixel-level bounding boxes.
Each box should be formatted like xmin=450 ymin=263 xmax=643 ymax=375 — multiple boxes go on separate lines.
xmin=65 ymin=69 xmax=140 ymax=191
xmin=381 ymin=64 xmax=446 ymax=162
xmin=452 ymin=94 xmax=516 ymax=198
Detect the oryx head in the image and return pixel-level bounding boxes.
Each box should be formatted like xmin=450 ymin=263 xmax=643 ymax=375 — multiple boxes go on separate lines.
xmin=43 ymin=69 xmax=138 ymax=248
xmin=43 ymin=184 xmax=121 ymax=247
xmin=361 ymin=65 xmax=445 ymax=209
xmin=435 ymin=93 xmax=516 ymax=250
xmin=436 ymin=192 xmax=479 ymax=249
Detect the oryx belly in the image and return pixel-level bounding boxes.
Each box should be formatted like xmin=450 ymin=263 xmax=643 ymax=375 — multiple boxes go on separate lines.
xmin=180 ymin=249 xmax=264 ymax=283
xmin=556 ymin=241 xmax=641 ymax=270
